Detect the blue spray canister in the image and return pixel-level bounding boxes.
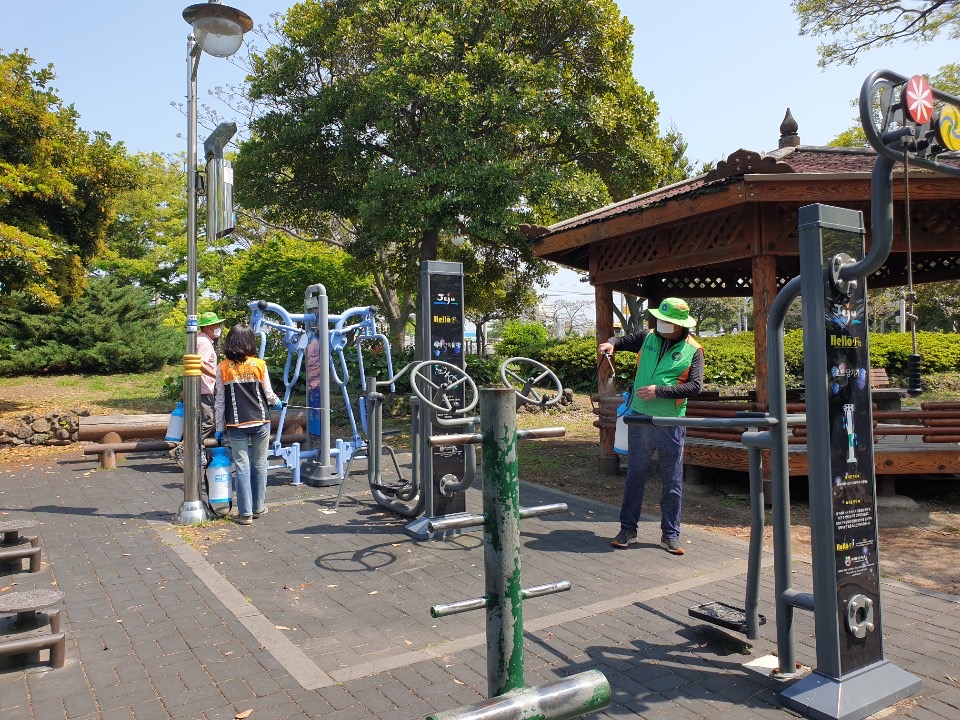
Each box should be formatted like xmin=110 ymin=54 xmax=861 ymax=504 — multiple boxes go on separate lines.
xmin=614 ymin=391 xmax=630 ymax=455
xmin=165 ymin=402 xmax=185 ymax=442
xmin=206 ymin=447 xmax=233 ymax=504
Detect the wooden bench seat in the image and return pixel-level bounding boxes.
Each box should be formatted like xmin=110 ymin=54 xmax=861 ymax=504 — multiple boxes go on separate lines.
xmin=870 ymin=367 xmax=891 ymax=388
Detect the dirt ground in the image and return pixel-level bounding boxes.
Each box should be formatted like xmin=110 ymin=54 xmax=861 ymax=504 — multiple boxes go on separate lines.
xmin=3 ymin=384 xmax=959 ymax=597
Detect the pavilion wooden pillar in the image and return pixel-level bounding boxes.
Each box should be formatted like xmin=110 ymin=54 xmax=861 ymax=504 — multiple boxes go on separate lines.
xmin=752 ymin=255 xmax=777 ymax=407
xmin=595 ymin=283 xmax=619 ymax=474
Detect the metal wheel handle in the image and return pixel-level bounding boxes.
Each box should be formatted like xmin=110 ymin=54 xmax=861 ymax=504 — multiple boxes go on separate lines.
xmin=410 ymin=361 xmax=479 ymax=415
xmin=500 ymin=357 xmax=562 ymax=407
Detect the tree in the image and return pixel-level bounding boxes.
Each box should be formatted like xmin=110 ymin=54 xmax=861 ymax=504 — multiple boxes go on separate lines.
xmin=0 ymin=276 xmax=181 ymax=376
xmin=0 ymin=50 xmax=133 ymax=307
xmin=454 ymin=242 xmax=544 ymax=354
xmin=542 ymin=298 xmax=594 ymax=338
xmin=794 ymin=1 xmax=960 ymax=67
xmin=613 ymin=295 xmax=647 ymax=335
xmin=94 ymin=152 xmax=188 ymax=302
xmin=687 ymin=297 xmax=742 ymax=335
xmin=227 ymin=235 xmax=374 ymax=321
xmin=235 ymin=0 xmax=684 ymax=346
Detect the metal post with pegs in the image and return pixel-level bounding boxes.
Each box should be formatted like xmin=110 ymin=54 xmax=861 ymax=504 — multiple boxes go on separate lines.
xmin=426 ymin=387 xmax=610 ymax=720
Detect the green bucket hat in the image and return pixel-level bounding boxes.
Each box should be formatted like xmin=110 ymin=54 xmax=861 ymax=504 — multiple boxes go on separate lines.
xmin=648 ymin=298 xmax=697 ymax=328
xmin=198 ymin=311 xmax=224 ymax=327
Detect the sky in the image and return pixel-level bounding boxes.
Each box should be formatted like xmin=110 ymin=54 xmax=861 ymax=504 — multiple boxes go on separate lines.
xmin=2 ymin=1 xmax=957 ymax=306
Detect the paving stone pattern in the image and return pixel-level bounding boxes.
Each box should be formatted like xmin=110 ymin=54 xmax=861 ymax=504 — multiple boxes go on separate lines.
xmin=0 ymin=453 xmax=958 ymax=719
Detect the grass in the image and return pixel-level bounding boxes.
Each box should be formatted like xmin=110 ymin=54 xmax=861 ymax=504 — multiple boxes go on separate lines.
xmin=0 ymin=367 xmax=181 ymax=420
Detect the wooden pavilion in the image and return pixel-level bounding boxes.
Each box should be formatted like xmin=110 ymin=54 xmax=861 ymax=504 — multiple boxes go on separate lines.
xmin=523 ymin=112 xmax=960 ymax=480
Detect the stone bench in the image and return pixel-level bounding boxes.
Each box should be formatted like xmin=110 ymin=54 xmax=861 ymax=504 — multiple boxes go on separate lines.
xmin=0 ymin=590 xmax=65 ymax=669
xmin=0 ymin=520 xmax=41 ymax=573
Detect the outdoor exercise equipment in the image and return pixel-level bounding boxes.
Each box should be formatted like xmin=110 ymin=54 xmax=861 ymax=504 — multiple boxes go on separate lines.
xmin=247 ymin=283 xmax=394 ymax=487
xmin=353 ymin=354 xmax=562 ymax=537
xmin=769 ymin=68 xmax=960 ymax=720
xmin=348 ymin=260 xmax=564 ymax=540
xmin=425 ymin=387 xmax=610 ymax=720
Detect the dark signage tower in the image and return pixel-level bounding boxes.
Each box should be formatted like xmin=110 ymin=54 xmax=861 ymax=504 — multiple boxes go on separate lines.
xmin=780 ymin=204 xmax=920 ymax=720
xmin=405 ymin=261 xmax=468 ymax=539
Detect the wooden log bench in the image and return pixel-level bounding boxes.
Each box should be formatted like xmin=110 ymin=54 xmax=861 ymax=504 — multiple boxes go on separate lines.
xmin=79 ymin=412 xmax=306 ymax=468
xmin=0 ymin=590 xmax=65 ymax=669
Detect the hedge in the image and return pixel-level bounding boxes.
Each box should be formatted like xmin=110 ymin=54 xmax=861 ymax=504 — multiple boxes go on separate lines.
xmin=492 ymin=330 xmax=960 ymax=393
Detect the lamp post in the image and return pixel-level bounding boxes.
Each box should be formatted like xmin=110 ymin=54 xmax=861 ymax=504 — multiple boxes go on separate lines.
xmin=176 ymin=0 xmax=253 ymax=525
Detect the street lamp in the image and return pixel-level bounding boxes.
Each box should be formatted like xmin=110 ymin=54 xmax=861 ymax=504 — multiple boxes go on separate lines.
xmin=176 ymin=1 xmax=253 ymax=526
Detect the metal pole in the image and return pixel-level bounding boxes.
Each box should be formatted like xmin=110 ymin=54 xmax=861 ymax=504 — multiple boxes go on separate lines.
xmin=766 ymin=274 xmax=802 ymax=674
xmin=481 ymin=388 xmax=524 ymax=698
xmin=176 ymin=36 xmax=207 ymax=525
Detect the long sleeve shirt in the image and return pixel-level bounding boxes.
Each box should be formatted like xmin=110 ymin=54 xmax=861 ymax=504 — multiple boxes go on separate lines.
xmin=608 ymin=329 xmax=704 ymax=400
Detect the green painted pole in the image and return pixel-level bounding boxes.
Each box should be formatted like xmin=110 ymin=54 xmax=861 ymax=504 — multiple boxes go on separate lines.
xmin=481 ymin=387 xmax=524 ymax=698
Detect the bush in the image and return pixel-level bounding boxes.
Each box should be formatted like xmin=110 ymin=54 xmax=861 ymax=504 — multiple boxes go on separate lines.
xmin=697 ymin=333 xmax=756 ymax=385
xmin=465 ymin=354 xmax=502 ymax=387
xmin=0 ymin=277 xmax=181 ymax=375
xmin=494 ymin=320 xmax=551 ymax=358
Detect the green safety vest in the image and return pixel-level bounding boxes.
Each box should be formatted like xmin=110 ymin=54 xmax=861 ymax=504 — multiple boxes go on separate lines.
xmin=630 ymin=332 xmax=701 ymax=417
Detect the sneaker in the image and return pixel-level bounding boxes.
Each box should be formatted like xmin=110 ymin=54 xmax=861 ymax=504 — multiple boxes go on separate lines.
xmin=236 ymin=515 xmax=253 ymax=526
xmin=611 ymin=530 xmax=637 ymax=548
xmin=660 ymin=535 xmax=684 ymax=555
xmin=253 ymin=507 xmax=267 ymax=518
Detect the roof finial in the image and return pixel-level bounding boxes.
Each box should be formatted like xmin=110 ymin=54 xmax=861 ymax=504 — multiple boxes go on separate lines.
xmin=779 ymin=108 xmax=800 ymax=148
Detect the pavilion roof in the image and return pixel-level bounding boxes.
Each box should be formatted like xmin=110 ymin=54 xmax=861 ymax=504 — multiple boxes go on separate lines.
xmin=524 ymin=145 xmax=960 ymax=242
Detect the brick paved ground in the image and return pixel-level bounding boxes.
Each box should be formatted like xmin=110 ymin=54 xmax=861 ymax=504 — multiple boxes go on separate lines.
xmin=1 ymin=451 xmax=958 ymax=720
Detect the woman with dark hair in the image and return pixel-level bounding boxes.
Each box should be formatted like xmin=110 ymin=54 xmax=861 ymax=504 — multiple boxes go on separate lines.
xmin=214 ymin=324 xmax=282 ymax=525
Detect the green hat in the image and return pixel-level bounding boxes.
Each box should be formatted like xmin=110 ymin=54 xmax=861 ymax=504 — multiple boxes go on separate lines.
xmin=198 ymin=311 xmax=224 ymax=327
xmin=648 ymin=298 xmax=696 ymax=328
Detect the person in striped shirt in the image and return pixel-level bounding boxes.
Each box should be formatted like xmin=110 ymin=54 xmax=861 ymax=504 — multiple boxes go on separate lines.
xmin=214 ymin=324 xmax=282 ymax=525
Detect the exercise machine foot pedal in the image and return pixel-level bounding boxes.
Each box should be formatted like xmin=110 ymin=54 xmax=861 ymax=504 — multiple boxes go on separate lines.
xmin=382 ymin=430 xmax=402 ymax=438
xmin=371 ymin=482 xmax=410 ymax=497
xmin=688 ymin=601 xmax=765 ymax=634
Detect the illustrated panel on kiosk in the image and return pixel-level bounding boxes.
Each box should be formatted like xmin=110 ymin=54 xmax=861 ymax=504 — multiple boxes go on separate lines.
xmin=428 ymin=272 xmax=466 ymax=517
xmin=822 ymin=226 xmax=882 ymax=672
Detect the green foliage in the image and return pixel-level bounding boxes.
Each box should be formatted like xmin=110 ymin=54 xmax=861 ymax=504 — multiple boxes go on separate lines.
xmin=228 ymin=235 xmax=374 ymax=319
xmin=94 ymin=152 xmax=187 ymax=302
xmin=161 ymin=374 xmax=183 ymax=404
xmin=465 ymin=354 xmax=502 ymax=387
xmin=870 ymin=331 xmax=960 ymax=375
xmin=794 ymin=1 xmax=960 ymax=68
xmin=237 ymin=0 xmax=685 ymax=344
xmin=541 ymin=336 xmax=603 ymax=391
xmin=0 ymin=276 xmax=181 ymax=375
xmin=783 ymin=328 xmax=806 ymax=376
xmin=697 ymin=334 xmax=757 ymax=385
xmin=0 ymin=50 xmax=134 ymax=307
xmin=494 ymin=320 xmax=551 ymax=358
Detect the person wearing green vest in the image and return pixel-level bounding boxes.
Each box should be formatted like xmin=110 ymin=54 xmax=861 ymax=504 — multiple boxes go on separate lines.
xmin=598 ymin=297 xmax=704 ymax=555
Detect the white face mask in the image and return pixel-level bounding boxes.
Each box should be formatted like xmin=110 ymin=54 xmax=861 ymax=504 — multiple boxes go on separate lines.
xmin=212 ymin=327 xmax=222 ymax=339
xmin=656 ymin=320 xmax=676 ymax=335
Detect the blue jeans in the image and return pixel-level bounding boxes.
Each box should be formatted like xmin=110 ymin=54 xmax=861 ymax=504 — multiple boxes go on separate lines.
xmin=619 ymin=421 xmax=686 ymax=539
xmin=227 ymin=423 xmax=270 ymax=517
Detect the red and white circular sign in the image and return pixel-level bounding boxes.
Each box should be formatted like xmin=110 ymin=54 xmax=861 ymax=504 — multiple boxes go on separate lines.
xmin=904 ymin=74 xmax=934 ymax=125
